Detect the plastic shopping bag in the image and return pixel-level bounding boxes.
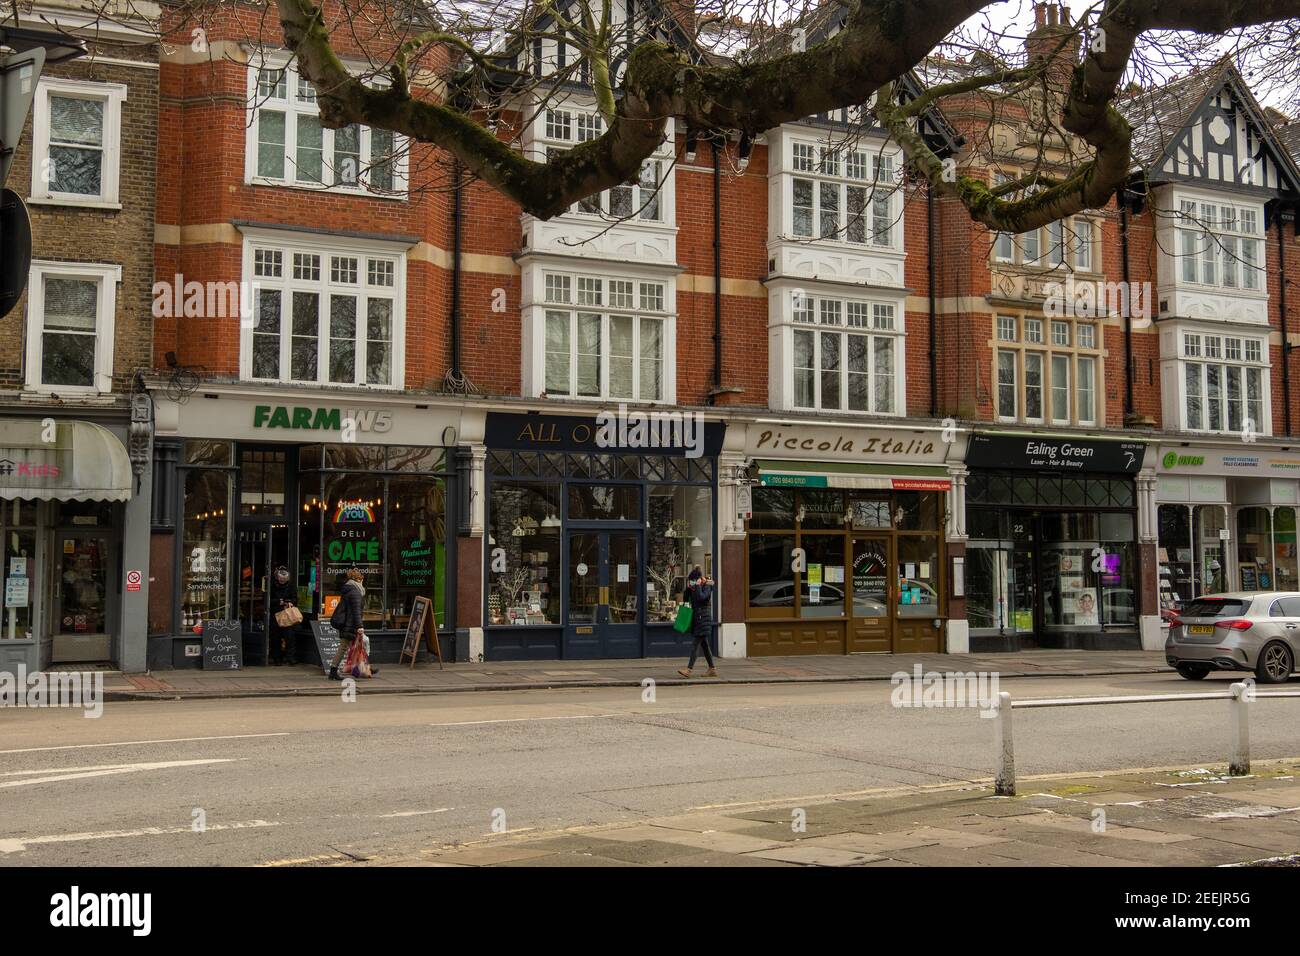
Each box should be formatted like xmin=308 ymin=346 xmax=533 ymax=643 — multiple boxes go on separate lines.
xmin=672 ymin=603 xmax=694 ymax=634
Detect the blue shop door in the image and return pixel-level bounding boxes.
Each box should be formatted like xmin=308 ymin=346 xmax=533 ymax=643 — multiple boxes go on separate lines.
xmin=564 ymin=530 xmax=642 ymax=659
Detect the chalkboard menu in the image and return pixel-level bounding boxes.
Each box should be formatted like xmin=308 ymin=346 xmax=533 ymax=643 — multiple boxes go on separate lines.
xmin=400 ymin=596 xmax=431 ymax=667
xmin=311 ymin=621 xmax=343 ymax=676
xmin=201 ymin=620 xmax=243 ymax=670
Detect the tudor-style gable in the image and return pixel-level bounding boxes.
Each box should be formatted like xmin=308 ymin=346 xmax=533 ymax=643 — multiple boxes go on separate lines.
xmin=1125 ymin=64 xmax=1300 ymax=197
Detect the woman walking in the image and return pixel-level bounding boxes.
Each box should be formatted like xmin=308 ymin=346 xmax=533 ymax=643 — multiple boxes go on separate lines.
xmin=328 ymin=569 xmax=377 ymax=679
xmin=677 ymin=567 xmax=718 ymax=678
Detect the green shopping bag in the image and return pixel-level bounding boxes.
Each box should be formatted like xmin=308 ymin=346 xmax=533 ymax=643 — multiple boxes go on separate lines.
xmin=672 ymin=603 xmax=694 ymax=633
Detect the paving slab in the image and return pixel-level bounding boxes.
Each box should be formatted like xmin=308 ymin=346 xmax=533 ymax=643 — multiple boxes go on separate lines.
xmin=746 ymin=845 xmax=882 ymax=866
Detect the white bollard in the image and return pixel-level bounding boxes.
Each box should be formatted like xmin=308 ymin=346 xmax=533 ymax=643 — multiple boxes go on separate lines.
xmin=994 ymin=691 xmax=1015 ymax=796
xmin=1228 ymin=681 xmax=1251 ymax=776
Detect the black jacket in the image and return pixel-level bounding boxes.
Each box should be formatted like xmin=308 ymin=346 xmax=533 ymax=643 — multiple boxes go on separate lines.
xmin=270 ymin=577 xmax=296 ymax=609
xmin=685 ymin=578 xmax=713 ymax=637
xmin=334 ymin=581 xmax=365 ymax=636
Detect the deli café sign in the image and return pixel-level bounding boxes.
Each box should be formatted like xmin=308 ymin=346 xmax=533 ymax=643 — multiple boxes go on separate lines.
xmin=748 ymin=426 xmax=950 ymax=465
xmin=967 ymin=434 xmax=1146 ymax=473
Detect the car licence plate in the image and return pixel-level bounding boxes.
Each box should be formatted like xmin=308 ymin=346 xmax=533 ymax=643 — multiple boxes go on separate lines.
xmin=1188 ymin=624 xmax=1214 ymax=635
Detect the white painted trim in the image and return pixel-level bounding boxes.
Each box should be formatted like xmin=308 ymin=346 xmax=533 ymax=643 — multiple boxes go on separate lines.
xmin=24 ymin=260 xmax=122 ymax=394
xmin=237 ymin=234 xmax=407 ymax=391
xmin=29 ymin=77 xmax=127 ymax=207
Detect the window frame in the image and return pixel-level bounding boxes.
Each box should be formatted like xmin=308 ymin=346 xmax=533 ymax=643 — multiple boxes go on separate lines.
xmin=244 ymin=55 xmax=408 ymax=198
xmin=29 ymin=77 xmax=127 ymax=208
xmin=238 ymin=232 xmax=407 ymax=389
xmin=993 ymin=313 xmax=1101 ymax=426
xmin=1179 ymin=331 xmax=1268 ymax=435
xmin=992 ymin=216 xmax=1097 ymax=272
xmin=787 ymin=140 xmax=900 ymax=249
xmin=539 ymin=271 xmax=671 ymax=402
xmin=787 ymin=291 xmax=903 ymax=415
xmin=24 ymin=260 xmax=121 ymax=394
xmin=1174 ymin=198 xmax=1264 ymax=293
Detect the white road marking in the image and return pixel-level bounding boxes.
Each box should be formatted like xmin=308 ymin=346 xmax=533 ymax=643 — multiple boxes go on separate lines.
xmin=0 ymin=759 xmax=235 ymax=789
xmin=0 ymin=732 xmax=290 ymax=755
xmin=431 ymin=714 xmax=617 ymax=727
xmin=378 ymin=808 xmax=454 ymax=818
xmin=0 ymin=819 xmax=277 ymax=854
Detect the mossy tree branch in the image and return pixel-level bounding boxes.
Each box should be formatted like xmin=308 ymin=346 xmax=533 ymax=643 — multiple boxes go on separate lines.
xmin=276 ymin=0 xmax=1300 ymax=225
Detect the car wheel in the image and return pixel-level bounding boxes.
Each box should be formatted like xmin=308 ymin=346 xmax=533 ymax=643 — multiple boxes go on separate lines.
xmin=1176 ymin=664 xmax=1210 ymax=681
xmin=1254 ymin=642 xmax=1295 ymax=685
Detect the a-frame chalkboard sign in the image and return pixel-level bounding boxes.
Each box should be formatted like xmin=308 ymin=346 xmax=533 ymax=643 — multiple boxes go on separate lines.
xmin=399 ymin=595 xmax=442 ymax=669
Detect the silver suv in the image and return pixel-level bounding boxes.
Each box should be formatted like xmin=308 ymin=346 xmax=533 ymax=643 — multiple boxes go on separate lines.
xmin=1165 ymin=592 xmax=1299 ymax=683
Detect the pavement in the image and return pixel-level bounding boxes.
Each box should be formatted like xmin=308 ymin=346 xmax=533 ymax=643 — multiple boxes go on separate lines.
xmin=98 ymin=649 xmax=1171 ymax=701
xmin=374 ymin=759 xmax=1300 ymax=868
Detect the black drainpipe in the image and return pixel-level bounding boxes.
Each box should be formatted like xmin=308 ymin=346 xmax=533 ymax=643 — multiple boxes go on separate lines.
xmin=1280 ymin=210 xmax=1293 ymax=437
xmin=927 ymin=182 xmax=937 ymax=417
xmin=711 ymin=139 xmax=723 ymax=400
xmin=450 ymin=158 xmax=464 ymax=379
xmin=1120 ymin=199 xmax=1134 ymax=420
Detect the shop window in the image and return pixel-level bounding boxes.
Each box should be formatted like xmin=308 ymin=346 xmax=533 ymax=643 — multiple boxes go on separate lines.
xmin=0 ymin=501 xmax=37 ymax=640
xmin=322 ymin=473 xmax=386 ymax=623
xmin=750 ymin=488 xmax=796 ymax=529
xmin=896 ymin=492 xmax=940 ymax=531
xmin=647 ymin=485 xmax=714 ymax=623
xmin=897 ymin=536 xmax=939 ymax=617
xmin=1158 ymin=504 xmax=1195 ymax=608
xmin=387 ymin=475 xmax=447 ymax=629
xmin=239 ymin=448 xmax=286 ymax=517
xmin=850 ymin=497 xmax=892 ymax=529
xmin=749 ymin=535 xmax=796 ymax=613
xmin=1099 ymin=543 xmax=1136 ymax=626
xmin=326 ymin=444 xmax=389 ymax=471
xmin=567 ymin=484 xmax=641 ymax=521
xmin=798 ymin=491 xmax=845 ymax=529
xmin=1274 ymin=508 xmax=1298 ymax=593
xmin=1237 ymin=507 xmax=1273 ymax=590
xmin=799 ymin=535 xmax=846 ymax=618
xmin=185 ymin=440 xmax=233 ymax=467
xmin=1196 ymin=505 xmax=1228 ymax=594
xmin=488 ymin=482 xmax=562 ymax=626
xmin=182 ymin=470 xmax=232 ymax=630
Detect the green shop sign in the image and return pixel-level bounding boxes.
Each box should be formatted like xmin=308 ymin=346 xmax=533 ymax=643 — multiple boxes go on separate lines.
xmin=252 ymin=405 xmax=393 ymax=433
xmin=762 ymin=474 xmax=828 ymax=488
xmin=1162 ymin=451 xmax=1205 ymax=469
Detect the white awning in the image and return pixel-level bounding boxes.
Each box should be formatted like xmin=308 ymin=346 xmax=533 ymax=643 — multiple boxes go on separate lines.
xmin=0 ymin=419 xmax=132 ymax=502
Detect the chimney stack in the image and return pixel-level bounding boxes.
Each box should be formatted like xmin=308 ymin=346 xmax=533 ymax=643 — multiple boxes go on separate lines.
xmin=1026 ymin=3 xmax=1080 ymax=93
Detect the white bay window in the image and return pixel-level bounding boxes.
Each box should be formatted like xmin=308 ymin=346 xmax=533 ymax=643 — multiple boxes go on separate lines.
xmin=542 ymin=274 xmax=667 ymax=401
xmin=790 ymin=142 xmax=897 ymax=246
xmin=1177 ymin=201 xmax=1262 ymax=291
xmin=1180 ymin=332 xmax=1266 ymax=434
xmin=789 ymin=295 xmax=901 ymax=414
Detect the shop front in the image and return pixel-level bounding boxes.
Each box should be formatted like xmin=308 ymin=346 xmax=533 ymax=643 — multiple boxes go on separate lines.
xmin=737 ymin=421 xmax=966 ymax=657
xmin=482 ymin=411 xmax=724 ymax=661
xmin=0 ymin=415 xmax=144 ymax=676
xmin=148 ymin=386 xmax=468 ymax=667
xmin=1155 ymin=442 xmax=1300 ymax=612
xmin=965 ymin=433 xmax=1149 ymax=651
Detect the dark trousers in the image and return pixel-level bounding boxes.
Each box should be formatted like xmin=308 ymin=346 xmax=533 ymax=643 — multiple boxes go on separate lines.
xmin=271 ymin=626 xmax=294 ymax=663
xmin=687 ymin=628 xmax=714 ymax=669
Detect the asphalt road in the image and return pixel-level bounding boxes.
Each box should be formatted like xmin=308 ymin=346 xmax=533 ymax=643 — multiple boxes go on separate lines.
xmin=2 ymin=671 xmax=1297 ymax=866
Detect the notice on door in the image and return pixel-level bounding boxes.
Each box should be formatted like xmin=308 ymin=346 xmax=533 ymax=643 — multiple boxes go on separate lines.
xmin=617 ymin=564 xmax=629 ymax=583
xmin=4 ymin=576 xmax=28 ymax=608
